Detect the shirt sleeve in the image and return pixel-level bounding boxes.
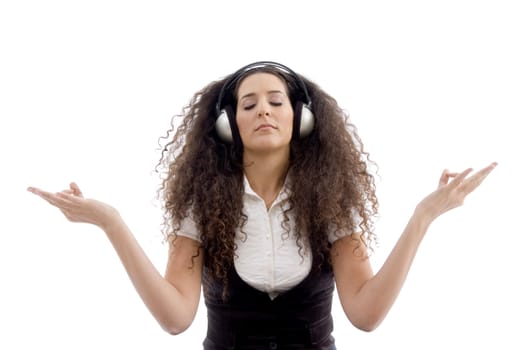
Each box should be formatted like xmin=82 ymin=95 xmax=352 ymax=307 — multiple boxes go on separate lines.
xmin=328 ymin=228 xmax=351 ymax=244
xmin=328 ymin=208 xmax=363 ymax=244
xmin=175 ymin=215 xmax=202 ymax=242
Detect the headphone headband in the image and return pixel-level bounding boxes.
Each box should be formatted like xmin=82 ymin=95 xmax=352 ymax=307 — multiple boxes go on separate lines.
xmin=215 ymin=61 xmax=311 ymax=117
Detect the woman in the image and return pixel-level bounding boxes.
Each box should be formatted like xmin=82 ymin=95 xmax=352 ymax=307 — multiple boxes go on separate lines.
xmin=28 ymin=61 xmax=497 ymax=349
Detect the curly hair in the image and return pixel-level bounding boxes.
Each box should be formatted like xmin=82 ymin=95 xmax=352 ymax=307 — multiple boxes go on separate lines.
xmin=156 ymin=65 xmax=379 ymax=298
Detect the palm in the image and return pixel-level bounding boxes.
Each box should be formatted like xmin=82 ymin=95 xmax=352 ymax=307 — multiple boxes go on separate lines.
xmin=27 ymin=182 xmax=119 ymax=229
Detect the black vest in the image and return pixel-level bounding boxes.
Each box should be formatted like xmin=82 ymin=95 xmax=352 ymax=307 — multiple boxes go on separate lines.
xmin=202 ymin=256 xmax=336 ymax=350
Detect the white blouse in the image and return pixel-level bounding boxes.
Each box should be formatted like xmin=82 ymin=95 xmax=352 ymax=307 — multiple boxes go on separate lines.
xmin=177 ymin=176 xmax=348 ymax=299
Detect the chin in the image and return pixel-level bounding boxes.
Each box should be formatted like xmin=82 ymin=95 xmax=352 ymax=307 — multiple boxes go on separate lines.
xmin=242 ymin=134 xmax=292 ymax=153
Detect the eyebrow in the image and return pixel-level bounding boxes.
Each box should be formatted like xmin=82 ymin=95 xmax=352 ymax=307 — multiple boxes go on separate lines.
xmin=239 ymin=90 xmax=285 ymax=100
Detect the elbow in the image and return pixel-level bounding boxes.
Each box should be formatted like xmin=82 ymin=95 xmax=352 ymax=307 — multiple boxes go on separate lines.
xmin=346 ymin=311 xmax=385 ymax=333
xmin=165 ymin=328 xmax=181 ymax=336
xmin=166 ymin=329 xmax=184 ymax=336
xmin=158 ymin=315 xmax=193 ymax=336
xmin=154 ymin=302 xmax=198 ymax=336
xmin=353 ymin=320 xmax=380 ymax=333
xmin=162 ymin=322 xmax=191 ymax=336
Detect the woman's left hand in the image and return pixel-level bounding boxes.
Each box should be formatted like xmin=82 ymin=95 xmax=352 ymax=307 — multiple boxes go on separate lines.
xmin=415 ymin=161 xmax=498 ymax=222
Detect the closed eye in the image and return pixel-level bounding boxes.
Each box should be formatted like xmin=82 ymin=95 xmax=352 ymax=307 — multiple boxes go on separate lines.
xmin=243 ymin=102 xmax=282 ymax=110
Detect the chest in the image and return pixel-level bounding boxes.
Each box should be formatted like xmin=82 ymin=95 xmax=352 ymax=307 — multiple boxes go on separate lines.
xmin=233 ymin=194 xmax=313 ymax=297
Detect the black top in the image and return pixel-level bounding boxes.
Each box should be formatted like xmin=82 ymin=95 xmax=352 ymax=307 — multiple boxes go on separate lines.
xmin=202 ymin=255 xmax=336 ymax=350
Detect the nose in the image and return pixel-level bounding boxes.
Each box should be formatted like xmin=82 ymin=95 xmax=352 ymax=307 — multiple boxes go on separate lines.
xmin=257 ymin=105 xmax=270 ymax=117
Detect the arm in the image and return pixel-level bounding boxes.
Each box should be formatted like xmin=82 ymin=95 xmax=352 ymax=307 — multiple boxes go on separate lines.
xmin=332 ymin=162 xmax=497 ymax=332
xmin=104 ymin=219 xmax=202 ymax=335
xmin=27 ymin=182 xmax=202 ymax=335
xmin=332 ymin=212 xmax=429 ymax=332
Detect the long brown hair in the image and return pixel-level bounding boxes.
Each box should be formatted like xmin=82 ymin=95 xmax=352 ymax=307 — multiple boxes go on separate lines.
xmin=156 ymin=65 xmax=379 ymax=295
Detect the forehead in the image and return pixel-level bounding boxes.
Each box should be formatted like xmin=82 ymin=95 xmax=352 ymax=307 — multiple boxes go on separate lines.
xmin=236 ymin=72 xmax=288 ymax=96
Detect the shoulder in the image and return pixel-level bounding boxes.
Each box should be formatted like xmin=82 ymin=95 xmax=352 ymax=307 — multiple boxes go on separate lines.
xmin=175 ymin=214 xmax=202 ymax=243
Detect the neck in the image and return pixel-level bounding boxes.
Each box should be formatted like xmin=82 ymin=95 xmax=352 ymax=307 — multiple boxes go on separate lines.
xmin=243 ymin=148 xmax=290 ymax=208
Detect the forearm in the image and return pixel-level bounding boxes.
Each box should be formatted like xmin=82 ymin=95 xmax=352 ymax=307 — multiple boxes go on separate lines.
xmin=351 ymin=210 xmax=432 ymax=330
xmin=101 ymin=217 xmax=195 ymax=334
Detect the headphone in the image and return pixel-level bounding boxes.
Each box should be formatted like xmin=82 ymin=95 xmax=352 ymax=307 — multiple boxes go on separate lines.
xmin=214 ymin=61 xmax=315 ymax=144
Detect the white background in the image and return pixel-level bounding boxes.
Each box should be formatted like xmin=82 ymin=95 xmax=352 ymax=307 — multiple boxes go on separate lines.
xmin=1 ymin=0 xmax=525 ymax=349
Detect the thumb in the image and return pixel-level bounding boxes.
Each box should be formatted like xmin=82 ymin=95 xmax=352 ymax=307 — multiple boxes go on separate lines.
xmin=70 ymin=182 xmax=83 ymax=197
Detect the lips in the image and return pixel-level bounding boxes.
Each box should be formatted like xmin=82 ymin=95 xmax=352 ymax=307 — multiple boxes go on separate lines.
xmin=255 ymin=124 xmax=277 ymax=131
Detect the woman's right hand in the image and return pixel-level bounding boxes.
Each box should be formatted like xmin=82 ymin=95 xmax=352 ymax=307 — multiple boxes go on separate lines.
xmin=27 ymin=182 xmax=120 ymax=230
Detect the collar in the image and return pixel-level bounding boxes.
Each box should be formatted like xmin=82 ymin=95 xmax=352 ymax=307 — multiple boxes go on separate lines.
xmin=243 ymin=173 xmax=291 ymax=207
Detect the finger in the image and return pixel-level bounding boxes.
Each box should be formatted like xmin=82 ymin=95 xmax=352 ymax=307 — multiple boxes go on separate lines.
xmin=27 ymin=186 xmax=53 ymax=198
xmin=41 ymin=194 xmax=67 ymax=208
xmin=438 ymin=169 xmax=449 ymax=187
xmin=70 ymin=182 xmax=83 ymax=197
xmin=56 ymin=191 xmax=72 ymax=199
xmin=27 ymin=187 xmax=70 ymax=207
xmin=55 ymin=191 xmax=81 ymax=205
xmin=459 ymin=162 xmax=498 ymax=194
xmin=448 ymin=167 xmax=474 ymax=188
xmin=438 ymin=170 xmax=461 ymax=187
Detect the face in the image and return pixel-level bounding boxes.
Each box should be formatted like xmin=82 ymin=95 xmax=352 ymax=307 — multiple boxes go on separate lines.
xmin=235 ymin=72 xmax=294 ymax=155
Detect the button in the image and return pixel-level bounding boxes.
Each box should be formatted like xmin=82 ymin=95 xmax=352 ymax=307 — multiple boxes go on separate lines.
xmin=269 ymin=341 xmax=278 ymax=349
xmin=266 ymin=234 xmax=270 ymax=239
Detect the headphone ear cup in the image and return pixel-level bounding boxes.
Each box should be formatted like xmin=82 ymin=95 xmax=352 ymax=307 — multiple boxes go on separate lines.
xmin=215 ymin=105 xmax=234 ymax=143
xmin=294 ymin=102 xmax=315 ymax=138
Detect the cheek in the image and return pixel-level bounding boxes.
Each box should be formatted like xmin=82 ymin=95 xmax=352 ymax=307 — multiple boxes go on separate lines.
xmin=235 ymin=110 xmax=251 ymax=134
xmin=283 ymin=108 xmax=295 ymax=133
